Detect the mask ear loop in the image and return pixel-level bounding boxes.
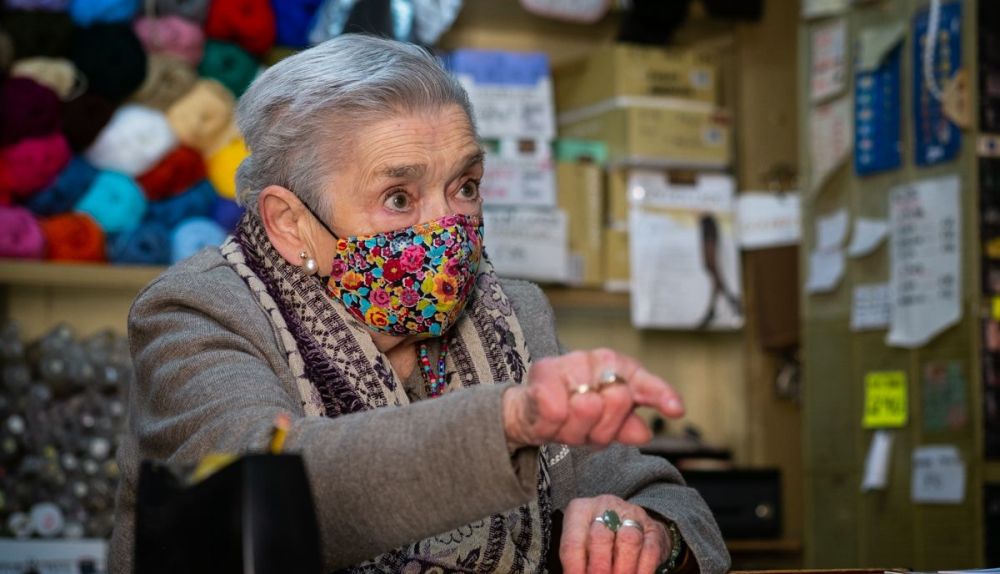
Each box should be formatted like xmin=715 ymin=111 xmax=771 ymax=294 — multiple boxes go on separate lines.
xmin=299 ymin=197 xmax=340 ymax=240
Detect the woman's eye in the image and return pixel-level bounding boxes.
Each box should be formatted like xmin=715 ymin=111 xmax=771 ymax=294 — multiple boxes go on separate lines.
xmin=458 ymin=180 xmax=481 ymax=200
xmin=385 ymin=190 xmax=410 ymax=211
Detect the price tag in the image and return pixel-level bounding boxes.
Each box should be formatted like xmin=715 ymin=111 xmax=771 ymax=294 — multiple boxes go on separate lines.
xmin=863 ymin=371 xmax=908 ymax=428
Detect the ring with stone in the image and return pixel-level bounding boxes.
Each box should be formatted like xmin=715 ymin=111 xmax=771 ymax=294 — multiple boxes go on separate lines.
xmin=597 ymin=369 xmax=627 ymax=389
xmin=572 ymin=383 xmax=597 ymax=395
xmin=620 ymin=518 xmax=644 ymax=534
xmin=593 ymin=509 xmax=623 ymax=532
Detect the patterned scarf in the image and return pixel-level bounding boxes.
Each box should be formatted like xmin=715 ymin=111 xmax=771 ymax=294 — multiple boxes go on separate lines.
xmin=221 ymin=214 xmax=551 ymax=573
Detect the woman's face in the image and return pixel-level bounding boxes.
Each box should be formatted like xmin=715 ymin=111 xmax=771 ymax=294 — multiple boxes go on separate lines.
xmin=322 ymin=104 xmax=484 ymax=239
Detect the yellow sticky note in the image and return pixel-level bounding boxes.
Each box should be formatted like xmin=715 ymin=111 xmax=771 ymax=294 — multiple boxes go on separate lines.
xmin=863 ymin=371 xmax=908 ymax=428
xmin=992 ymin=297 xmax=1000 ymax=321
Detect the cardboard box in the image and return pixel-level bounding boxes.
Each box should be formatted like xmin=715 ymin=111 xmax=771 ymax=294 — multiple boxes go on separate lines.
xmin=446 ymin=50 xmax=555 ymax=139
xmin=554 ymin=43 xmax=717 ymax=112
xmin=558 ymin=99 xmax=731 ymax=168
xmin=483 ymin=206 xmax=569 ymax=283
xmin=606 ymin=167 xmax=630 ymax=229
xmin=603 ymin=228 xmax=630 ymax=292
xmin=481 ymin=138 xmax=556 ymax=207
xmin=557 ymin=161 xmax=604 ymax=287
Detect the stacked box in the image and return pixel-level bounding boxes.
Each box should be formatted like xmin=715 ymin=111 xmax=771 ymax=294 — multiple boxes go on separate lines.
xmin=447 ymin=49 xmax=566 ymax=282
xmin=555 ymin=139 xmax=607 ymax=288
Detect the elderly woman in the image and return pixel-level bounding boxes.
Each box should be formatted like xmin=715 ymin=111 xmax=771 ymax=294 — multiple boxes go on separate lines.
xmin=110 ymin=35 xmax=729 ymax=573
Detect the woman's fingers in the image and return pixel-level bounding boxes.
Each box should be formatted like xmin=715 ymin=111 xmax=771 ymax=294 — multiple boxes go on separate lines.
xmin=560 ymin=496 xmax=670 ymax=574
xmin=612 ymin=523 xmax=644 ymax=574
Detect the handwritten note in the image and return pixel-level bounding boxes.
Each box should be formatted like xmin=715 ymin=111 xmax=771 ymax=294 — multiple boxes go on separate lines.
xmin=847 ymin=217 xmax=889 ymax=258
xmin=735 ymin=192 xmax=801 ymax=250
xmin=863 ymin=371 xmax=908 ymax=429
xmin=912 ymin=445 xmax=966 ymax=504
xmin=851 ymin=283 xmax=890 ymax=331
xmin=886 ymin=175 xmax=962 ymax=348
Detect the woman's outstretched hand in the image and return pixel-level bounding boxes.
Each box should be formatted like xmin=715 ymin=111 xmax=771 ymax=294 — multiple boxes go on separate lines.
xmin=501 ymin=348 xmax=684 ymax=451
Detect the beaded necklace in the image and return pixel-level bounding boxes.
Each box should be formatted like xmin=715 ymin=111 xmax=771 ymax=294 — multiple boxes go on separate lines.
xmin=417 ymin=338 xmax=450 ymax=398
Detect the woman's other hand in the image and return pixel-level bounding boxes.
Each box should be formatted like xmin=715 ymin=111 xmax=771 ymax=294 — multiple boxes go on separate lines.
xmin=561 ymin=495 xmax=671 ymax=574
xmin=501 ymin=348 xmax=684 ymax=450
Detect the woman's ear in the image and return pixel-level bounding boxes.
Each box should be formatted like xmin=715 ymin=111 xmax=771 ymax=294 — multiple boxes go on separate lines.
xmin=258 ymin=185 xmax=313 ymax=268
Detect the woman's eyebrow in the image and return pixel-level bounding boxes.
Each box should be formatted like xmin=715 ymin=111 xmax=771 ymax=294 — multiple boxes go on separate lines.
xmin=377 ymin=150 xmax=485 ymax=181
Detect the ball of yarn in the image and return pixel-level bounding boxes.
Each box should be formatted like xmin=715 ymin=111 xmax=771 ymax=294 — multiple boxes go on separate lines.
xmin=25 ymin=156 xmax=99 ymax=216
xmin=75 ymin=171 xmax=147 ymax=233
xmin=211 ymin=195 xmax=243 ymax=231
xmin=170 ymin=216 xmax=227 ymax=263
xmin=68 ymin=0 xmax=139 ymax=25
xmin=144 ymin=179 xmax=217 ymax=229
xmin=60 ymin=92 xmax=117 ymax=152
xmin=198 ymin=40 xmax=259 ymax=98
xmin=206 ymin=137 xmax=247 ymax=200
xmin=205 ymin=0 xmax=276 ymax=56
xmin=0 ymin=133 xmax=71 ymax=200
xmin=136 ymin=145 xmax=206 ymax=200
xmin=71 ymin=23 xmax=147 ymax=102
xmin=133 ymin=16 xmax=204 ymax=66
xmin=4 ymin=0 xmax=71 ymax=10
xmin=39 ymin=212 xmax=106 ymax=262
xmin=0 ymin=206 xmax=46 ymax=259
xmin=165 ymin=79 xmax=237 ymax=154
xmin=154 ymin=0 xmax=211 ymax=23
xmin=0 ymin=77 xmax=62 ymax=146
xmin=1 ymin=10 xmax=74 ymax=59
xmin=107 ymin=221 xmax=171 ymax=265
xmin=271 ymin=0 xmax=323 ymax=49
xmin=84 ymin=105 xmax=177 ymax=176
xmin=11 ymin=57 xmax=82 ymax=100
xmin=129 ymin=54 xmax=198 ymax=111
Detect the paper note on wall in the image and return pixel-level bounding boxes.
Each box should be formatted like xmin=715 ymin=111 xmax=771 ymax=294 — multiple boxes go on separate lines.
xmin=811 ymin=19 xmax=848 ymax=102
xmin=847 ymin=217 xmax=889 ymax=257
xmin=809 ymin=95 xmax=853 ymax=192
xmin=805 ymin=249 xmax=845 ymax=293
xmin=802 ymin=0 xmax=848 ymax=20
xmin=861 ymin=430 xmax=894 ymax=491
xmin=912 ymin=445 xmax=966 ymax=504
xmin=886 ymin=175 xmax=961 ymax=348
xmin=735 ymin=192 xmax=801 ymax=250
xmin=482 ymin=207 xmax=569 ymax=282
xmin=922 ymin=361 xmax=968 ymax=433
xmin=851 ymin=282 xmax=890 ymax=331
xmin=627 ymin=170 xmax=743 ymax=330
xmin=863 ymin=371 xmax=908 ymax=429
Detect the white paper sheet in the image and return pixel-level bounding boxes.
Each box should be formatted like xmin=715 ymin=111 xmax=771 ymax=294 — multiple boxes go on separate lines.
xmin=628 ymin=170 xmax=743 ymax=330
xmin=735 ymin=192 xmax=801 ymax=250
xmin=886 ymin=175 xmax=962 ymax=348
xmin=809 ymin=95 xmax=853 ymax=192
xmin=857 ymin=22 xmax=907 ymax=72
xmin=817 ymin=208 xmax=849 ymax=251
xmin=851 ymin=283 xmax=890 ymax=331
xmin=912 ymin=445 xmax=966 ymax=504
xmin=811 ymin=19 xmax=848 ymax=101
xmin=482 ymin=207 xmax=569 ymax=282
xmin=861 ymin=430 xmax=893 ymax=491
xmin=802 ymin=0 xmax=848 ymax=19
xmin=805 ymin=249 xmax=845 ymax=293
xmin=847 ymin=217 xmax=889 ymax=257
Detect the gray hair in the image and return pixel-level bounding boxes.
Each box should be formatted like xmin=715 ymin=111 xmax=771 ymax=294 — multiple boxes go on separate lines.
xmin=234 ymin=34 xmax=476 ymax=219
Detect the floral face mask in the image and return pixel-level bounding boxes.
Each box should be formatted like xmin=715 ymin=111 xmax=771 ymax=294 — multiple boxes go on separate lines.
xmin=326 ymin=213 xmax=484 ymax=337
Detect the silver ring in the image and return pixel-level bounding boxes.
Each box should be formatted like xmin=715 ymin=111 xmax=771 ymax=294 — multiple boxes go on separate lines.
xmin=620 ymin=519 xmax=644 ymax=533
xmin=572 ymin=383 xmax=596 ymax=395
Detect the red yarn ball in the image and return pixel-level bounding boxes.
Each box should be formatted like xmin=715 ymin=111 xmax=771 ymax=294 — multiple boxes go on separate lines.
xmin=39 ymin=212 xmax=106 ymax=262
xmin=136 ymin=145 xmax=207 ymax=200
xmin=204 ymin=0 xmax=276 ymax=56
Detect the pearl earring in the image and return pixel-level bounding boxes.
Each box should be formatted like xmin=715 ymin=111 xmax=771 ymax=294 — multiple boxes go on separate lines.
xmin=299 ymin=250 xmax=318 ymax=275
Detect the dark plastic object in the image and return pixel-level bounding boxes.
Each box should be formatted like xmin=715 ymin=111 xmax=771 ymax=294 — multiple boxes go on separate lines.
xmin=135 ymin=454 xmax=323 ymax=574
xmin=681 ymin=469 xmax=782 ymax=540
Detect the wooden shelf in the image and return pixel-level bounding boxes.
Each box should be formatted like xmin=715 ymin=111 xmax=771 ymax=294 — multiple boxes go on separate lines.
xmin=727 ymin=538 xmax=803 ymax=553
xmin=541 ymin=285 xmax=630 ymax=311
xmin=0 ymin=259 xmax=165 ymax=291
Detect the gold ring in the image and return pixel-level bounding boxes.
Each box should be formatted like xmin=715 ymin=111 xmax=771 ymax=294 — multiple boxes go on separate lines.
xmin=598 ymin=369 xmax=627 ymax=389
xmin=572 ymin=384 xmax=596 ymax=395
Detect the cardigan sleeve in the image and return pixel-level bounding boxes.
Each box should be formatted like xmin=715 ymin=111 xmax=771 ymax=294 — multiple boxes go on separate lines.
xmin=500 ymin=278 xmax=731 ymax=574
xmin=109 ymin=263 xmax=539 ymax=573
